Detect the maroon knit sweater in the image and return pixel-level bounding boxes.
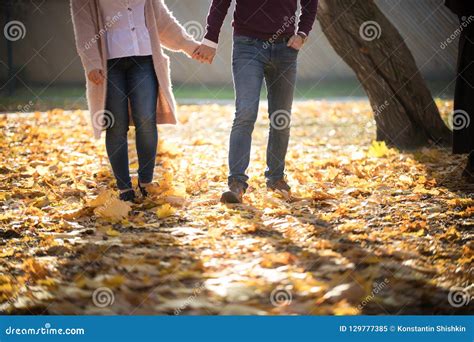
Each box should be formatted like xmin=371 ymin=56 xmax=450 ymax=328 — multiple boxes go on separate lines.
xmin=204 ymin=0 xmax=319 ymax=44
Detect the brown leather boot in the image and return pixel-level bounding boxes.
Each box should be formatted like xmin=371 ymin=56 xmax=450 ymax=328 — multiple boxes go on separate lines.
xmin=267 ymin=178 xmax=291 ymax=193
xmin=220 ymin=180 xmax=246 ymax=204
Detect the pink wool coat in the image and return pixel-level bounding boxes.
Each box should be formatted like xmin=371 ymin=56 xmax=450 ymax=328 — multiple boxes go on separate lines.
xmin=71 ymin=0 xmax=198 ymax=138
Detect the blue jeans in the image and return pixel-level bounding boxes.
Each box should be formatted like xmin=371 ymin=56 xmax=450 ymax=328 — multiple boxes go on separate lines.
xmin=230 ymin=35 xmax=298 ymax=189
xmin=105 ymin=55 xmax=158 ymax=190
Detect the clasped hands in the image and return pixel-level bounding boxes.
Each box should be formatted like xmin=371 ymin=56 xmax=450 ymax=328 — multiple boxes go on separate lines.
xmin=192 ymin=44 xmax=217 ymax=64
xmin=191 ymin=34 xmax=306 ymax=64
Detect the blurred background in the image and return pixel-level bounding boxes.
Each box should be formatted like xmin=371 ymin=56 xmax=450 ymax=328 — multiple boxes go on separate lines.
xmin=0 ymin=0 xmax=461 ymax=110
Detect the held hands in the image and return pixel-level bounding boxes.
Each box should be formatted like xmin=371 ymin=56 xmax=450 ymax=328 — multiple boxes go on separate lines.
xmin=88 ymin=69 xmax=105 ymax=85
xmin=287 ymin=34 xmax=305 ymax=50
xmin=192 ymin=44 xmax=217 ymax=64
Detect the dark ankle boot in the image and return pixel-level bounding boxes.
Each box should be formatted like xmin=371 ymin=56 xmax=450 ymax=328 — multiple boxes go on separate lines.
xmin=138 ymin=183 xmax=149 ymax=198
xmin=119 ymin=190 xmax=136 ymax=202
xmin=267 ymin=178 xmax=291 ymax=193
xmin=220 ymin=180 xmax=246 ymax=204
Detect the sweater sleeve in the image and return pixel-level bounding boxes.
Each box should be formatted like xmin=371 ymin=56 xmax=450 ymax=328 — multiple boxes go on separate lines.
xmin=298 ymin=0 xmax=318 ymax=36
xmin=153 ymin=0 xmax=199 ymax=56
xmin=70 ymin=0 xmax=103 ymax=73
xmin=203 ymin=0 xmax=232 ymax=44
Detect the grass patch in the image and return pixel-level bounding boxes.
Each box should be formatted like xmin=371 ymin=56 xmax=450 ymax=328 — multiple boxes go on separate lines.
xmin=0 ymin=80 xmax=454 ymax=112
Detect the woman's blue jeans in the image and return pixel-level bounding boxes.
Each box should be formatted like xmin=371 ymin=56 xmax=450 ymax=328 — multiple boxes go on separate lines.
xmin=105 ymin=55 xmax=158 ymax=190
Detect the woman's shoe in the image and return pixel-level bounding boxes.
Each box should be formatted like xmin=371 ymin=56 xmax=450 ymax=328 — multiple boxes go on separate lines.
xmin=119 ymin=190 xmax=136 ymax=202
xmin=138 ymin=183 xmax=149 ymax=198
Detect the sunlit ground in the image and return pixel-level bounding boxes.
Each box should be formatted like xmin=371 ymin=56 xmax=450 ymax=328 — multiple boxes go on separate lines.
xmin=0 ymin=100 xmax=472 ymax=315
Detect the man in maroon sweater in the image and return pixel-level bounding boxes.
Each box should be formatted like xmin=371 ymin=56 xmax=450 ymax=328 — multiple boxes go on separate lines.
xmin=445 ymin=0 xmax=474 ymax=180
xmin=194 ymin=0 xmax=318 ymax=203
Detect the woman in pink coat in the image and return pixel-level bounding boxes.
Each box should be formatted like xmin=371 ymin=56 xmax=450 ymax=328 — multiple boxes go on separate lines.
xmin=71 ymin=0 xmax=199 ymax=201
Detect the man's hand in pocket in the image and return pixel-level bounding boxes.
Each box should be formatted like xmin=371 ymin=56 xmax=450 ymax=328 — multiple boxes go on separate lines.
xmin=287 ymin=34 xmax=305 ymax=50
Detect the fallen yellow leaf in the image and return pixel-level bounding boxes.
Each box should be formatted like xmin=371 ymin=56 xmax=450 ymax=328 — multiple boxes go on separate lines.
xmin=88 ymin=190 xmax=115 ymax=208
xmin=106 ymin=228 xmax=121 ymax=237
xmin=156 ymin=203 xmax=176 ymax=219
xmin=368 ymin=140 xmax=391 ymax=158
xmin=94 ymin=197 xmax=131 ymax=221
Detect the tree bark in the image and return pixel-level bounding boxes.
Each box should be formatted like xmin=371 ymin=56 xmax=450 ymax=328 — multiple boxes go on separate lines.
xmin=318 ymin=0 xmax=452 ymax=149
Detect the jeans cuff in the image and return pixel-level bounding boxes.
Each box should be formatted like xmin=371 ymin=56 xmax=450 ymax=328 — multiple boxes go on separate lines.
xmin=138 ymin=177 xmax=153 ymax=185
xmin=266 ymin=175 xmax=285 ymax=184
xmin=228 ymin=176 xmax=249 ymax=190
xmin=117 ymin=184 xmax=133 ymax=191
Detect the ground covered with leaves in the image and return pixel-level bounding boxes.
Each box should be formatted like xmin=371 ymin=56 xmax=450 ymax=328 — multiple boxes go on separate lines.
xmin=0 ymin=101 xmax=472 ymax=315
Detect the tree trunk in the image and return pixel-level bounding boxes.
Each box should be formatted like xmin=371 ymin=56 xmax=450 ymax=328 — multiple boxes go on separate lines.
xmin=318 ymin=0 xmax=452 ymax=149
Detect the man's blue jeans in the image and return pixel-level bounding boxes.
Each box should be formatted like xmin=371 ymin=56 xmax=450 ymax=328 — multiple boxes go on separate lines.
xmin=105 ymin=55 xmax=158 ymax=191
xmin=230 ymin=35 xmax=298 ymax=189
